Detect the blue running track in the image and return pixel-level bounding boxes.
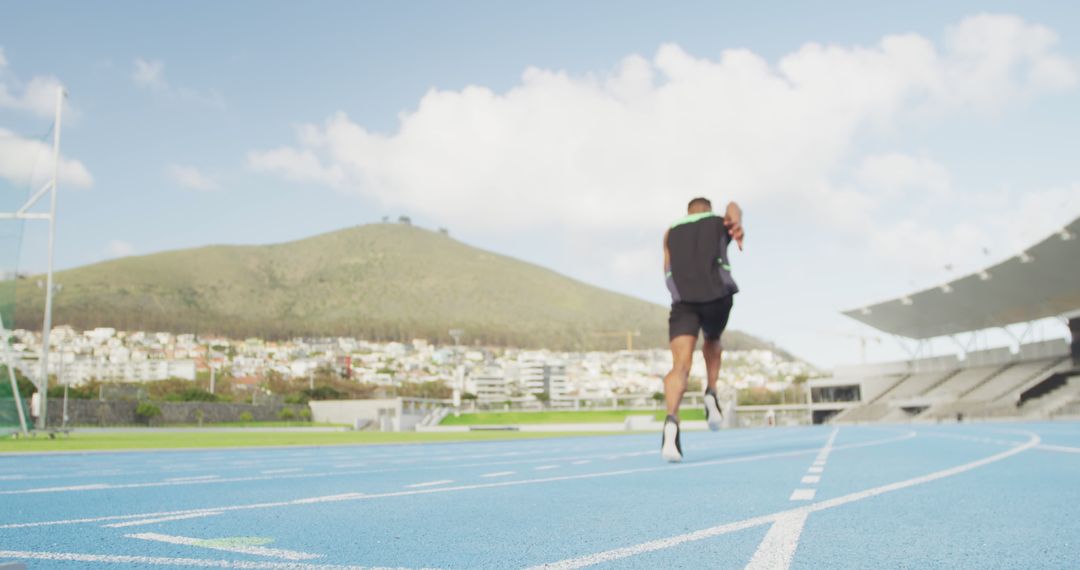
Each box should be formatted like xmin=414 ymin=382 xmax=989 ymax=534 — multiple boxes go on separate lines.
xmin=1 ymin=422 xmax=1079 ymax=569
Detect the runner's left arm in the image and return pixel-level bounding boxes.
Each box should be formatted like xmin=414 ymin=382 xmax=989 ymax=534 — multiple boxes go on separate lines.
xmin=724 ymin=202 xmax=744 ymax=251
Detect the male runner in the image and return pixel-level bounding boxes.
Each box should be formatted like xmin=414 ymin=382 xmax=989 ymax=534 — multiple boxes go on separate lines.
xmin=660 ymin=197 xmax=744 ymax=462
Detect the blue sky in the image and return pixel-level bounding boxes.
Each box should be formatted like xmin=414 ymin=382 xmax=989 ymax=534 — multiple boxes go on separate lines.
xmin=2 ymin=1 xmax=1079 ymax=367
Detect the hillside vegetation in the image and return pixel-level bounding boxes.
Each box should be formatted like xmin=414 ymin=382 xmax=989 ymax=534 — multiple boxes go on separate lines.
xmin=11 ymin=224 xmax=779 ymax=352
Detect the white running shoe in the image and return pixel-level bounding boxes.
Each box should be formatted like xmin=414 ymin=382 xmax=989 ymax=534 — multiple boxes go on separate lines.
xmin=661 ymin=415 xmax=682 ymax=463
xmin=704 ymin=389 xmax=723 ymax=432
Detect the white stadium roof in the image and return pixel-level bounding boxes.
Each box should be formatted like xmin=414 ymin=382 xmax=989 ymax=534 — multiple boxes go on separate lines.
xmin=843 ymin=215 xmax=1080 ymax=339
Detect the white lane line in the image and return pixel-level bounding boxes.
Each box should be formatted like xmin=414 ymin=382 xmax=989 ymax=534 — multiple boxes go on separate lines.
xmin=788 ymin=489 xmax=816 ymax=501
xmin=525 ymin=431 xmax=1040 ymax=570
xmin=0 ymin=549 xmax=426 ymax=569
xmin=291 ymin=493 xmax=366 ymax=505
xmin=800 ymin=475 xmax=821 ymax=484
xmin=807 ymin=466 xmax=823 ymax=474
xmin=127 ymin=532 xmax=322 ymax=561
xmin=0 ymin=475 xmax=26 ymax=480
xmin=166 ymin=475 xmax=220 ymax=482
xmin=534 ymin=465 xmax=559 ymax=471
xmin=571 ymin=460 xmax=591 ymax=465
xmin=812 ymin=460 xmax=825 ymax=467
xmin=744 ymin=511 xmax=808 ymax=570
xmin=480 ymin=471 xmax=515 ymax=478
xmin=1 ymin=431 xmax=916 ymax=530
xmin=1038 ymin=444 xmax=1080 ymax=454
xmin=404 ymin=480 xmax=454 ymax=489
xmin=105 ymin=511 xmax=225 ymax=528
xmin=260 ymin=468 xmax=303 ymax=475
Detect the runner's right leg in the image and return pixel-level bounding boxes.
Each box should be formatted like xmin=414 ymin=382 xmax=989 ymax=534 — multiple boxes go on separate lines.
xmin=662 ymin=335 xmax=696 ymax=462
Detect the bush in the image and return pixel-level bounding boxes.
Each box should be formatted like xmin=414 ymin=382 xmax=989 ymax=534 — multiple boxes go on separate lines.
xmin=277 ymin=408 xmax=296 ymax=420
xmin=238 ymin=411 xmax=254 ymax=422
xmin=135 ymin=402 xmax=162 ymax=424
xmin=167 ymin=388 xmax=218 ymax=402
xmin=298 ymin=407 xmax=312 ymax=421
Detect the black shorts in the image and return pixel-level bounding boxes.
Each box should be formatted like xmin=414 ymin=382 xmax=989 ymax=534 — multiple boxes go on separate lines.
xmin=668 ymin=296 xmax=733 ymax=342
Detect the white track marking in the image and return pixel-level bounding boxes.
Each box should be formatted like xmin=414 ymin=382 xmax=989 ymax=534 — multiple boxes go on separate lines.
xmin=127 ymin=532 xmax=322 ymax=560
xmin=788 ymin=489 xmax=816 ymax=501
xmin=290 ymin=493 xmax=365 ymax=504
xmin=0 ymin=549 xmax=425 ymax=569
xmin=800 ymin=475 xmax=820 ymax=484
xmin=166 ymin=475 xmax=220 ymax=482
xmin=1 ymin=432 xmax=916 ymax=530
xmin=0 ymin=475 xmax=26 ymax=480
xmin=480 ymin=471 xmax=515 ymax=478
xmin=526 ymin=431 xmax=1039 ymax=570
xmin=404 ymin=480 xmax=454 ymax=489
xmin=807 ymin=466 xmax=823 ymax=474
xmin=105 ymin=511 xmax=225 ymax=528
xmin=260 ymin=468 xmax=303 ymax=475
xmin=534 ymin=465 xmax=559 ymax=471
xmin=571 ymin=460 xmax=591 ymax=465
xmin=1038 ymin=444 xmax=1080 ymax=454
xmin=744 ymin=511 xmax=808 ymax=570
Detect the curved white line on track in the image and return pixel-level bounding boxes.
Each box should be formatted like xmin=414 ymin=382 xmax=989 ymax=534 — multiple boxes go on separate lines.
xmin=0 ymin=431 xmax=915 ymax=529
xmin=524 ymin=431 xmax=1040 ymax=569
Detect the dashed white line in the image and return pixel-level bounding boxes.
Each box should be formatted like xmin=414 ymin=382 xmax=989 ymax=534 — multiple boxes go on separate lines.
xmin=527 ymin=431 xmax=1040 ymax=570
xmin=480 ymin=471 xmax=515 ymax=478
xmin=166 ymin=475 xmax=220 ymax=482
xmin=0 ymin=431 xmax=916 ymax=530
xmin=800 ymin=475 xmax=820 ymax=484
xmin=404 ymin=480 xmax=454 ymax=489
xmin=788 ymin=489 xmax=817 ymax=501
xmin=534 ymin=465 xmax=560 ymax=471
xmin=571 ymin=460 xmax=591 ymax=465
xmin=260 ymin=468 xmax=303 ymax=475
xmin=807 ymin=466 xmax=823 ymax=474
xmin=105 ymin=512 xmax=225 ymax=528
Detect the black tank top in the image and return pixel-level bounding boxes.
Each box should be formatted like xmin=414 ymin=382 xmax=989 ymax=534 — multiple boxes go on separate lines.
xmin=665 ymin=212 xmax=739 ymax=303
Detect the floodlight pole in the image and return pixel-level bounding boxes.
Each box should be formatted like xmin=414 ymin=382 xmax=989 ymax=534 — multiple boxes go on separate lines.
xmin=36 ymin=87 xmax=64 ymax=430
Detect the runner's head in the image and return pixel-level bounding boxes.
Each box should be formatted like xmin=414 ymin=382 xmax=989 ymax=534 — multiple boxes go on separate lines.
xmin=687 ymin=197 xmax=712 ymax=214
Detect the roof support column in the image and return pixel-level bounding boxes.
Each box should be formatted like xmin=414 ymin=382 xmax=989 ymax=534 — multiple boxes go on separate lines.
xmin=1070 ymin=317 xmax=1080 ymax=367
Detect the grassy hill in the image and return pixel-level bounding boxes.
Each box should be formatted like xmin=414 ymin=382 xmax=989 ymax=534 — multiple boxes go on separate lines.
xmin=10 ymin=224 xmax=780 ymax=352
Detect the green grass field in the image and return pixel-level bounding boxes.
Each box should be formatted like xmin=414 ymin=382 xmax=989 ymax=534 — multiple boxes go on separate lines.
xmin=441 ymin=409 xmax=706 ymax=425
xmin=0 ymin=429 xmax=631 ymax=453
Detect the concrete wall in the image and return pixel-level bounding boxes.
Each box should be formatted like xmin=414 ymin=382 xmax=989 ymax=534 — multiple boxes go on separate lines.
xmin=309 ymin=399 xmax=433 ymax=431
xmin=46 ymin=399 xmax=307 ymax=426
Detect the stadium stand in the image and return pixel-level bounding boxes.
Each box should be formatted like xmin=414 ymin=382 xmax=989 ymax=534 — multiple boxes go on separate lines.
xmin=816 ymin=215 xmax=1080 ymax=424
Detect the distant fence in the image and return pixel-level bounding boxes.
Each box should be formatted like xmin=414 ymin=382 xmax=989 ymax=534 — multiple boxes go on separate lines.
xmin=46 ymin=400 xmax=309 ymax=426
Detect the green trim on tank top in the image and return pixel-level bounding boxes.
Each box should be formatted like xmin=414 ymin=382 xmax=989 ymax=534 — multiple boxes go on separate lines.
xmin=669 ymin=211 xmax=716 ymax=229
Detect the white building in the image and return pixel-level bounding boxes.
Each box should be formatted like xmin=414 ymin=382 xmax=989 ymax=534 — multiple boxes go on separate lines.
xmin=61 ymin=359 xmax=197 ymax=385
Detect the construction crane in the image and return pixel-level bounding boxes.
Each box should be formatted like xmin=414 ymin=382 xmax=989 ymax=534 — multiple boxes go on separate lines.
xmin=590 ymin=330 xmax=641 ymax=351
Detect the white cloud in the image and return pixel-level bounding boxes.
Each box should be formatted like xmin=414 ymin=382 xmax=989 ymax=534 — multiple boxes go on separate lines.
xmin=0 ymin=128 xmax=93 ymax=189
xmin=131 ymin=58 xmax=224 ymax=108
xmin=249 ymin=14 xmax=1074 ymax=241
xmin=106 ymin=240 xmax=135 ymax=259
xmin=132 ymin=58 xmax=166 ymax=90
xmin=856 ymin=153 xmax=952 ymax=197
xmin=0 ymin=47 xmax=67 ymax=118
xmin=166 ymin=163 xmax=219 ymax=191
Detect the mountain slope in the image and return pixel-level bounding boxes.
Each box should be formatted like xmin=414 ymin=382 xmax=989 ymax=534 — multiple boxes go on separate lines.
xmin=13 ymin=224 xmax=778 ymax=352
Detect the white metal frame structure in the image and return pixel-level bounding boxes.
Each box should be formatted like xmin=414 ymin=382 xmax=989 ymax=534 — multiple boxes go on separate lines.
xmin=0 ymin=87 xmax=65 ymax=432
xmin=843 ymin=215 xmax=1080 ymax=339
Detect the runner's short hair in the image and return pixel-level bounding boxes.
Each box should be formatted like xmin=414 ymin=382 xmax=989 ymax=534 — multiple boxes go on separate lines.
xmin=687 ymin=197 xmax=712 ymax=211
